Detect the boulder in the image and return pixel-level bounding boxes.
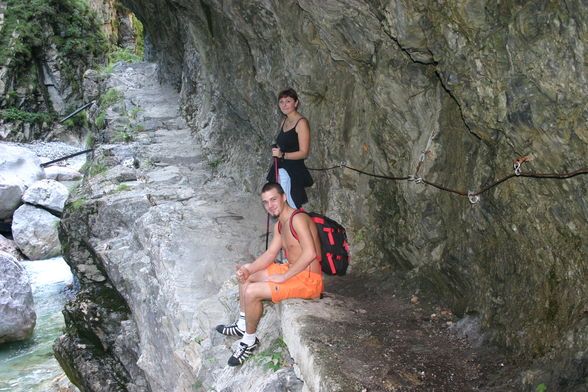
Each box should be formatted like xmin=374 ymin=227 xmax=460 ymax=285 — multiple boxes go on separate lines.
xmin=44 ymin=165 xmax=83 ymax=181
xmin=12 ymin=204 xmax=61 ymax=260
xmin=0 ymin=144 xmax=45 ymax=219
xmin=22 ymin=179 xmax=69 ymax=213
xmin=0 ymin=251 xmax=36 ymax=343
xmin=0 ymin=234 xmax=24 ymax=261
xmin=0 ymin=175 xmax=24 ymax=220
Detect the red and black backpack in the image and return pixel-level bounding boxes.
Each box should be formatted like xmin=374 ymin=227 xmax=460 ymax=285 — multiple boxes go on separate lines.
xmin=279 ymin=209 xmax=350 ymax=276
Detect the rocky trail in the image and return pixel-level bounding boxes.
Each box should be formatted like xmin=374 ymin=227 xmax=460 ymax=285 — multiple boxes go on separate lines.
xmin=60 ymin=62 xmax=519 ymax=392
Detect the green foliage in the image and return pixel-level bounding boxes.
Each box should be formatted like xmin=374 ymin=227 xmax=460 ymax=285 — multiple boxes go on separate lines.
xmin=69 ymin=198 xmax=86 ymax=210
xmin=95 ymin=111 xmax=106 ymax=129
xmin=85 ymin=132 xmax=96 ymax=148
xmin=0 ymin=0 xmax=107 ymax=82
xmin=99 ymin=46 xmax=143 ymax=73
xmin=536 ymin=384 xmax=548 ymax=392
xmin=114 ymin=130 xmax=134 ymax=143
xmin=108 ymin=46 xmax=143 ymax=65
xmin=100 ymin=88 xmax=123 ymax=108
xmin=115 ymin=184 xmax=131 ymax=192
xmin=209 ymin=158 xmax=224 ymax=169
xmin=86 ymin=161 xmax=108 ymax=177
xmin=143 ymin=158 xmax=154 ymax=168
xmin=0 ymin=0 xmax=107 ymax=136
xmin=253 ymin=337 xmax=288 ymax=371
xmin=129 ymin=106 xmax=142 ymax=118
xmin=62 ymin=108 xmax=88 ymax=130
xmin=0 ymin=107 xmax=54 ymax=125
xmin=61 ymin=240 xmax=69 ymax=255
xmin=131 ymin=14 xmax=144 ymax=56
xmin=5 ymin=91 xmax=19 ymax=106
xmin=131 ymin=123 xmax=145 ymax=132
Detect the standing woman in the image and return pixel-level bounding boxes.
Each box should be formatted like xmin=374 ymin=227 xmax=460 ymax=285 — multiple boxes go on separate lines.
xmin=266 ymin=88 xmax=313 ymax=208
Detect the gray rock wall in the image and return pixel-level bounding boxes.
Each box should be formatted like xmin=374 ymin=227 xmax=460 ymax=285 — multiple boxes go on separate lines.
xmin=120 ymin=0 xmax=588 ymax=384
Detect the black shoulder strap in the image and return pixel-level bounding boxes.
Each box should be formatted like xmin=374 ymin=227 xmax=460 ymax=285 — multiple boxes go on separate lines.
xmin=292 ymin=116 xmax=306 ymax=132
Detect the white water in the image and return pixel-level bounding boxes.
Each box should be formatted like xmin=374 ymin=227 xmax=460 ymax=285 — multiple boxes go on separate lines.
xmin=0 ymin=257 xmax=74 ymax=392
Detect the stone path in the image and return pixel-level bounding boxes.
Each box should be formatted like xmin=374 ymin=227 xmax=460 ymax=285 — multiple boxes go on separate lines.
xmin=83 ymin=62 xmax=304 ymax=391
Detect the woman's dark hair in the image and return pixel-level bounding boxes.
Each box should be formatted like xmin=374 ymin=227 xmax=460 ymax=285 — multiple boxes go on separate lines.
xmin=278 ymin=88 xmax=298 ymax=102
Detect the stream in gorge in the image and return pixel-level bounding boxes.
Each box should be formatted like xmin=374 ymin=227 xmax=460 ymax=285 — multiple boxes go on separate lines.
xmin=0 ymin=257 xmax=74 ymax=392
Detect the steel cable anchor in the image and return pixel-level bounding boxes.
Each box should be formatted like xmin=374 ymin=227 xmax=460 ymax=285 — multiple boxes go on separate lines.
xmin=408 ymin=175 xmax=423 ymax=184
xmin=468 ymin=191 xmax=480 ymax=204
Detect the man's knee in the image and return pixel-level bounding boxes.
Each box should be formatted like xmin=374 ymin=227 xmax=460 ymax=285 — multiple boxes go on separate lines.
xmin=244 ymin=282 xmax=271 ymax=303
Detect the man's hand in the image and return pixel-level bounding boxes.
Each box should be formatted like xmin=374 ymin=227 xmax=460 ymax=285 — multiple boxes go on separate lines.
xmin=236 ymin=265 xmax=251 ymax=283
xmin=265 ymin=273 xmax=287 ymax=283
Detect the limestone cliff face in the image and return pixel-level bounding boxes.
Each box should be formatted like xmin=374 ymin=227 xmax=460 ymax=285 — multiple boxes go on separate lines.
xmin=120 ymin=0 xmax=587 ymax=387
xmin=88 ymin=0 xmax=140 ymax=51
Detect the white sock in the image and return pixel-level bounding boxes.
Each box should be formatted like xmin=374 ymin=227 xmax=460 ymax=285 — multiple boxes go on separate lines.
xmin=241 ymin=332 xmax=257 ymax=346
xmin=237 ymin=312 xmax=246 ymax=331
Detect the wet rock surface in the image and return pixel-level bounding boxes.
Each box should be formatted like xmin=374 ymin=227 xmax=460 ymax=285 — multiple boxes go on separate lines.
xmin=0 ymin=252 xmax=36 ymax=343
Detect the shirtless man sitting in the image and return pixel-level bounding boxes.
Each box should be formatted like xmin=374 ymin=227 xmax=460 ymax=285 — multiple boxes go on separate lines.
xmin=215 ymin=182 xmax=323 ymax=366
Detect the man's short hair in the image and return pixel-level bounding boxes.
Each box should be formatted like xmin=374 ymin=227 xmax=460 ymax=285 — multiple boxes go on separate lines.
xmin=261 ymin=182 xmax=284 ymax=195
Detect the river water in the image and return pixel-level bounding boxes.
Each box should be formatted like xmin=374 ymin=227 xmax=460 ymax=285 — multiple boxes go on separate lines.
xmin=0 ymin=257 xmax=74 ymax=392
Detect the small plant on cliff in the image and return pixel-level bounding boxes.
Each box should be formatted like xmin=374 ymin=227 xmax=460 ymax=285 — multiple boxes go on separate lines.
xmin=131 ymin=123 xmax=145 ymax=132
xmin=209 ymin=158 xmax=224 ymax=169
xmin=94 ymin=110 xmax=107 ymax=129
xmin=100 ymin=88 xmax=123 ymax=108
xmin=85 ymin=132 xmax=96 ymax=148
xmin=129 ymin=106 xmax=142 ymax=119
xmin=253 ymin=337 xmax=288 ymax=371
xmin=62 ymin=108 xmax=88 ymax=130
xmin=535 ymin=384 xmax=548 ymax=392
xmin=100 ymin=46 xmax=143 ymax=73
xmin=108 ymin=46 xmax=143 ymax=65
xmin=0 ymin=108 xmax=54 ymax=125
xmin=85 ymin=161 xmax=108 ymax=177
xmin=69 ymin=198 xmax=86 ymax=210
xmin=114 ymin=130 xmax=134 ymax=143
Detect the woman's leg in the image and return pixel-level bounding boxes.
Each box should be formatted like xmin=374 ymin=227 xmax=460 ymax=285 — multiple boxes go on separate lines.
xmin=278 ymin=168 xmax=297 ymax=208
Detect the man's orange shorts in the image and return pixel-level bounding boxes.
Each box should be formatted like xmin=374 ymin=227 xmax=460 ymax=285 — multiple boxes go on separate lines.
xmin=266 ymin=263 xmax=323 ymax=303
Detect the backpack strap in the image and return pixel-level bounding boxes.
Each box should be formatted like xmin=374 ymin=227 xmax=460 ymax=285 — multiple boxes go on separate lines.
xmin=289 ymin=208 xmax=306 ymax=240
xmin=277 ymin=208 xmax=305 ymax=239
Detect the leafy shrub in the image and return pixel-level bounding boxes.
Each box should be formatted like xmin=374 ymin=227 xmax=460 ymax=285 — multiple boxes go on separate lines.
xmin=100 ymin=88 xmax=123 ymax=108
xmin=95 ymin=111 xmax=106 ymax=129
xmin=0 ymin=108 xmax=54 ymax=125
xmin=114 ymin=130 xmax=133 ymax=143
